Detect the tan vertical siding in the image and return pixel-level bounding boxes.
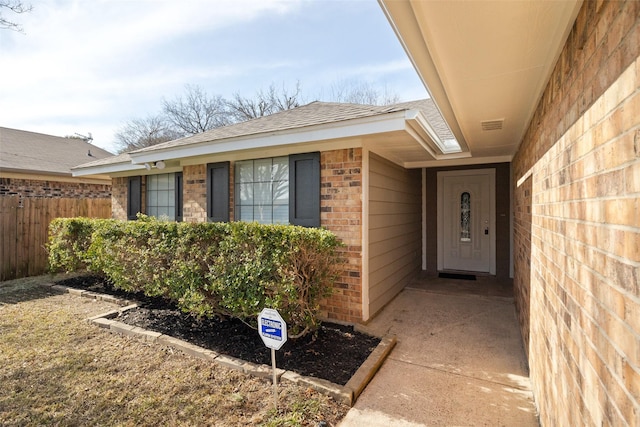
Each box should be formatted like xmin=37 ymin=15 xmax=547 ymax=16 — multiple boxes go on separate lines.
xmin=367 ymin=153 xmax=421 ymax=317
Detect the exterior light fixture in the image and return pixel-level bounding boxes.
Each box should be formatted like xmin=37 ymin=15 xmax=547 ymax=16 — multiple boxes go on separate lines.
xmin=143 ymin=161 xmax=166 ymax=170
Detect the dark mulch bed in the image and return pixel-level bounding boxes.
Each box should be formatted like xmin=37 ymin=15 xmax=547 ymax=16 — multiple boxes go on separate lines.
xmin=55 ymin=275 xmax=380 ymax=386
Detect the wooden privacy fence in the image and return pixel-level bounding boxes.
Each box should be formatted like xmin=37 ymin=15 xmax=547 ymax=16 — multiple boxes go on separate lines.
xmin=0 ymin=196 xmax=111 ymax=281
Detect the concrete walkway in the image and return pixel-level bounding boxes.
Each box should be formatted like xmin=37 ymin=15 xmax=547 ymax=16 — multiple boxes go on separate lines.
xmin=340 ymin=276 xmax=539 ymax=426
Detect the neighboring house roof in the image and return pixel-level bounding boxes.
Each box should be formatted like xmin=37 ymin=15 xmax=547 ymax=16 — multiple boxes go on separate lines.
xmin=0 ymin=127 xmax=113 ymax=176
xmin=74 ymin=99 xmax=458 ymax=175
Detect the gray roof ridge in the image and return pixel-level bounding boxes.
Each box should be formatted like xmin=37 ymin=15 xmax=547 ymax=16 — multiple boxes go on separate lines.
xmin=1 ymin=126 xmax=69 ymax=140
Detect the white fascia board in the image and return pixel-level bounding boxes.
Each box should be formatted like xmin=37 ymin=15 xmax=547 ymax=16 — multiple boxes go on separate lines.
xmin=404 ymin=155 xmax=513 ymax=169
xmin=404 ymin=110 xmax=469 ymax=160
xmin=128 ymin=113 xmax=408 ymax=164
xmin=378 ymin=0 xmax=469 ymax=152
xmin=180 ymin=138 xmax=363 ymax=166
xmin=71 ymin=162 xmax=146 ymax=177
xmin=403 ymin=115 xmax=439 ymax=158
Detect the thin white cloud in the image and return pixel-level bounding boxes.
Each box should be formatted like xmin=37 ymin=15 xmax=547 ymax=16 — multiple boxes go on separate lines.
xmin=2 ymin=0 xmax=298 ymax=86
xmin=0 ymin=0 xmax=426 ymax=153
xmin=0 ymin=0 xmax=300 ymax=150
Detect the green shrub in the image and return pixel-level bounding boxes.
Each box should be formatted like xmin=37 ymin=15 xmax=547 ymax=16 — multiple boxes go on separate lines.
xmin=47 ymin=216 xmax=342 ymax=337
xmin=48 ymin=217 xmax=110 ymax=273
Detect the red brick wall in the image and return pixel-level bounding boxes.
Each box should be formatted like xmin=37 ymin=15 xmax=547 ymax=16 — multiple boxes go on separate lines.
xmin=320 ymin=148 xmax=363 ymax=323
xmin=513 ymin=174 xmax=532 ymax=356
xmin=183 ymin=165 xmax=207 ymax=222
xmin=0 ymin=177 xmax=110 ymax=199
xmin=111 ymin=176 xmax=145 ymax=220
xmin=111 ymin=177 xmax=127 ymax=220
xmin=512 ymin=1 xmax=640 ymax=425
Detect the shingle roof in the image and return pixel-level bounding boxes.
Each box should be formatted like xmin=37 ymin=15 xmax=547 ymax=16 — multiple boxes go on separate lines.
xmin=72 ymin=152 xmax=133 ymax=169
xmin=0 ymin=127 xmax=113 ymax=175
xmin=74 ymin=99 xmax=448 ymax=170
xmin=130 ymin=99 xmax=444 ymax=154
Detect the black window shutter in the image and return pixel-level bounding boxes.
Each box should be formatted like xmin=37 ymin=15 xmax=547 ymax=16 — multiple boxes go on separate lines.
xmin=289 ymin=152 xmax=320 ymax=227
xmin=127 ymin=176 xmax=142 ymax=220
xmin=175 ymin=172 xmax=183 ymax=222
xmin=207 ymin=162 xmax=230 ymax=222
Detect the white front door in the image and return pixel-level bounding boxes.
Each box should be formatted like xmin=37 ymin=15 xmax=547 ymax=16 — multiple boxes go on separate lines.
xmin=437 ymin=169 xmax=495 ymax=274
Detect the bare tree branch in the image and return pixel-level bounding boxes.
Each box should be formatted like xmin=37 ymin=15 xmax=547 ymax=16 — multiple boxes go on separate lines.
xmin=114 ymin=80 xmax=400 ymax=151
xmin=323 ymin=79 xmax=400 ymax=106
xmin=114 ymin=115 xmax=183 ymax=153
xmin=226 ymin=81 xmax=303 ymax=122
xmin=162 ymin=84 xmax=230 ymax=135
xmin=268 ymin=81 xmax=302 ymax=111
xmin=1 ymin=0 xmax=32 ymax=33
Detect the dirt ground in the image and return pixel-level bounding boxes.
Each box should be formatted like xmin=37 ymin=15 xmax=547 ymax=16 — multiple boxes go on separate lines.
xmin=0 ymin=275 xmax=349 ymax=426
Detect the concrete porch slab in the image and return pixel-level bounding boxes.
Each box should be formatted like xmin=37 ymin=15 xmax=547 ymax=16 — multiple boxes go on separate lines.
xmin=340 ymin=278 xmax=538 ymax=426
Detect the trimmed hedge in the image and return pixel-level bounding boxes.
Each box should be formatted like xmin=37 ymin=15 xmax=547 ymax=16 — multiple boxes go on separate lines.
xmin=48 ymin=216 xmax=343 ymax=337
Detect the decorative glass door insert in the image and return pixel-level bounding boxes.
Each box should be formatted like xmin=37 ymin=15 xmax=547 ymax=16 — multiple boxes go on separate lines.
xmin=460 ymin=191 xmax=471 ymax=242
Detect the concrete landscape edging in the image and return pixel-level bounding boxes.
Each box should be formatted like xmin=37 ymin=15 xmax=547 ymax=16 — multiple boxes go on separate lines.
xmin=41 ymin=282 xmax=395 ymax=406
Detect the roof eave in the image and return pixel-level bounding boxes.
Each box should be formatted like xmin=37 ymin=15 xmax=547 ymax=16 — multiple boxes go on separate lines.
xmin=71 ymin=107 xmax=453 ymax=175
xmin=127 ymin=111 xmax=410 ymax=164
xmin=404 ymin=110 xmax=471 ymax=160
xmin=0 ymin=166 xmax=71 ymax=177
xmin=72 ymin=162 xmax=146 ymax=177
xmin=378 ymin=0 xmax=468 ymax=152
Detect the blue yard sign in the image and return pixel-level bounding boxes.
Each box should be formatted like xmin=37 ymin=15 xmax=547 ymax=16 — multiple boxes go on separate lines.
xmin=261 ymin=318 xmax=283 ymax=340
xmin=257 ymin=308 xmax=288 ymax=350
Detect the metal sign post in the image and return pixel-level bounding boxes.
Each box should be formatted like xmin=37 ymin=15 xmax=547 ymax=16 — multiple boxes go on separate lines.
xmin=257 ymin=308 xmax=288 ymax=411
xmin=270 ymin=348 xmax=277 ymax=408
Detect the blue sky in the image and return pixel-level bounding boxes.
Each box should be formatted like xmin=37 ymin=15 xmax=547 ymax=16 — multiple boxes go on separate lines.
xmin=1 ymin=0 xmax=427 ymax=153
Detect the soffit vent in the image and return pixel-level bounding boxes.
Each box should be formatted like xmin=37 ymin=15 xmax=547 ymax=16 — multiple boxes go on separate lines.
xmin=481 ymin=119 xmax=504 ymax=131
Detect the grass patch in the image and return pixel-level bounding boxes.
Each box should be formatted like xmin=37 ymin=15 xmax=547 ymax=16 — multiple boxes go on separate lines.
xmin=0 ymin=275 xmax=348 ymax=426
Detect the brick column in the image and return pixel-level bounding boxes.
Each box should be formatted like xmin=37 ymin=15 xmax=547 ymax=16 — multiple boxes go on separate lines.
xmin=111 ymin=177 xmax=127 ymax=220
xmin=320 ymin=148 xmax=363 ymax=323
xmin=183 ymin=165 xmax=207 ymax=223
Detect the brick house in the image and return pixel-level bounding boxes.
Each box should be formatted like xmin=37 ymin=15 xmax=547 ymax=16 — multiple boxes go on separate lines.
xmin=0 ymin=127 xmax=112 ymax=198
xmin=73 ymin=99 xmax=447 ymax=322
xmin=73 ymin=1 xmax=639 ymax=425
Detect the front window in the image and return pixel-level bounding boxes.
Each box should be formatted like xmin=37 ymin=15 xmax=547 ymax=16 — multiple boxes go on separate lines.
xmin=235 ymin=157 xmax=289 ymax=224
xmin=147 ymin=173 xmax=182 ymax=221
